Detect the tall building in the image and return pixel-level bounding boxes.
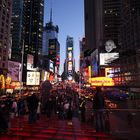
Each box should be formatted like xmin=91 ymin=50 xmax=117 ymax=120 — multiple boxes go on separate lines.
xmin=84 ymin=0 xmax=121 ymax=51
xmin=11 ymin=0 xmax=24 ymax=62
xmin=84 ymin=0 xmax=103 ymax=51
xmin=42 ymin=17 xmax=59 ymax=56
xmin=22 ymin=0 xmax=44 ymax=82
xmin=42 ymin=8 xmax=60 ymax=75
xmin=64 ymin=36 xmax=75 ymax=80
xmin=0 ymin=0 xmax=12 ymax=76
xmin=84 ymin=0 xmax=121 ymax=77
xmin=23 ymin=0 xmax=44 ymax=65
xmin=116 ymin=0 xmax=140 ymax=88
xmin=84 ymin=0 xmax=140 ymax=89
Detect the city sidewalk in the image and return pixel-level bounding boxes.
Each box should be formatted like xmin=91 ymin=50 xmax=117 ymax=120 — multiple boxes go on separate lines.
xmin=109 ymin=111 xmax=140 ymax=140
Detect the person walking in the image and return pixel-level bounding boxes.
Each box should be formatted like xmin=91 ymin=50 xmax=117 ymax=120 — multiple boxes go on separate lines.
xmin=93 ymin=87 xmax=105 ymax=132
xmin=79 ymin=96 xmax=86 ymax=122
xmin=37 ymin=100 xmax=41 ymax=120
xmin=27 ymin=93 xmax=39 ymax=124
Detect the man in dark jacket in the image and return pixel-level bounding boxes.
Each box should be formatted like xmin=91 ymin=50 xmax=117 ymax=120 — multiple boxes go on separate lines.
xmin=27 ymin=93 xmax=39 ymax=124
xmin=93 ymin=87 xmax=105 ymax=132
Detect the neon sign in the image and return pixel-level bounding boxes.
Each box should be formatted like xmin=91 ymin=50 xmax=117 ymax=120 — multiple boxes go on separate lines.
xmin=0 ymin=75 xmax=5 ymax=88
xmin=89 ymin=77 xmax=115 ymax=86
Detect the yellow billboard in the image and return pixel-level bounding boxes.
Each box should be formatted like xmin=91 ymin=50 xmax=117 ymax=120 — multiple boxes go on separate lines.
xmin=89 ymin=77 xmax=115 ymax=86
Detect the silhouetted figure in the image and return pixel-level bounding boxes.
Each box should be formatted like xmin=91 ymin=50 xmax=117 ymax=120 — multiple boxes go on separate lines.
xmin=67 ymin=100 xmax=73 ymax=120
xmin=45 ymin=96 xmax=53 ymax=118
xmin=93 ymin=87 xmax=105 ymax=132
xmin=79 ymin=96 xmax=86 ymax=122
xmin=27 ymin=93 xmax=39 ymax=124
xmin=127 ymin=112 xmax=133 ymax=127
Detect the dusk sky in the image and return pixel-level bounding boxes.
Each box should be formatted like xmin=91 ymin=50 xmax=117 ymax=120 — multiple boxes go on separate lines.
xmin=44 ymin=0 xmax=84 ymax=75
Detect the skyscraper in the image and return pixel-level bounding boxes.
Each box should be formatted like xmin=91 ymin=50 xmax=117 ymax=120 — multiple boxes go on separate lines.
xmin=22 ymin=0 xmax=44 ymax=82
xmin=117 ymin=0 xmax=140 ymax=87
xmin=84 ymin=0 xmax=140 ymax=88
xmin=24 ymin=0 xmax=44 ymax=66
xmin=0 ymin=0 xmax=12 ymax=76
xmin=84 ymin=0 xmax=121 ymax=51
xmin=84 ymin=0 xmax=121 ymax=77
xmin=42 ymin=22 xmax=59 ymax=56
xmin=65 ymin=36 xmax=75 ymax=80
xmin=11 ymin=0 xmax=24 ymax=62
xmin=42 ymin=8 xmax=60 ymax=75
xmin=84 ymin=0 xmax=103 ymax=51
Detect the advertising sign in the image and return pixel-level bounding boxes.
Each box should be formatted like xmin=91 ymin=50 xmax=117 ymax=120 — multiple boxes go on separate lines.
xmin=26 ymin=72 xmax=40 ymax=85
xmin=100 ymin=53 xmax=119 ymax=65
xmin=27 ymin=54 xmax=36 ymax=70
xmin=89 ymin=77 xmax=115 ymax=86
xmin=49 ymin=60 xmax=54 ymax=72
xmin=68 ymin=51 xmax=72 ymax=60
xmin=68 ymin=61 xmax=72 ymax=71
xmin=7 ymin=61 xmax=20 ymax=81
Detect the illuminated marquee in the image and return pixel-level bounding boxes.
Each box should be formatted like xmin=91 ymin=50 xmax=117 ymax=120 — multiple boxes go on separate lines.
xmin=68 ymin=47 xmax=72 ymax=51
xmin=68 ymin=61 xmax=72 ymax=71
xmin=89 ymin=77 xmax=115 ymax=86
xmin=0 ymin=75 xmax=5 ymax=88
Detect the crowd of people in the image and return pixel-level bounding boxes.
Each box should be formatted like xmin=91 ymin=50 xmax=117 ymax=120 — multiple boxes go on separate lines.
xmin=0 ymin=83 xmax=110 ymax=133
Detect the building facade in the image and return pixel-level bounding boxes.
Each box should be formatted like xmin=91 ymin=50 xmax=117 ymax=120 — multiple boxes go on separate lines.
xmin=11 ymin=0 xmax=24 ymax=62
xmin=23 ymin=0 xmax=44 ymax=65
xmin=84 ymin=0 xmax=121 ymax=74
xmin=42 ymin=16 xmax=60 ymax=77
xmin=64 ymin=36 xmax=75 ymax=80
xmin=22 ymin=0 xmax=44 ymax=82
xmin=42 ymin=22 xmax=59 ymax=56
xmin=0 ymin=0 xmax=12 ymax=76
xmin=116 ymin=0 xmax=140 ymax=88
xmin=84 ymin=0 xmax=140 ymax=89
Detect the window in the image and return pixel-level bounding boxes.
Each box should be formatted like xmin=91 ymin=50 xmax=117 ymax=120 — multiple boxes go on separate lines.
xmin=3 ymin=56 xmax=6 ymax=61
xmin=2 ymin=63 xmax=5 ymax=68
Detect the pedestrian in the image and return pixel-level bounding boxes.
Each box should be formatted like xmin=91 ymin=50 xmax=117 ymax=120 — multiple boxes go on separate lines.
xmin=27 ymin=93 xmax=39 ymax=124
xmin=93 ymin=87 xmax=105 ymax=132
xmin=37 ymin=100 xmax=41 ymax=120
xmin=127 ymin=112 xmax=133 ymax=126
xmin=11 ymin=99 xmax=18 ymax=118
xmin=79 ymin=96 xmax=86 ymax=122
xmin=45 ymin=96 xmax=53 ymax=118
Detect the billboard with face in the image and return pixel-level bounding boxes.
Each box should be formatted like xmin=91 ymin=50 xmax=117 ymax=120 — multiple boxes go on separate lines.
xmin=99 ymin=40 xmax=119 ymax=66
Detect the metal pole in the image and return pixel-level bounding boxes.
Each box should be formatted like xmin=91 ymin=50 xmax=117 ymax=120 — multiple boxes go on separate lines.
xmin=19 ymin=41 xmax=24 ymax=94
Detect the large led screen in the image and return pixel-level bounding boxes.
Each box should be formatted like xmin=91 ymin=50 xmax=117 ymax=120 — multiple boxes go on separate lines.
xmin=100 ymin=53 xmax=119 ymax=65
xmin=26 ymin=72 xmax=40 ymax=85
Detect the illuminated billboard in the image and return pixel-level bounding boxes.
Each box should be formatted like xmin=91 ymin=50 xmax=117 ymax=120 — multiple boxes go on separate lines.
xmin=68 ymin=51 xmax=72 ymax=60
xmin=26 ymin=72 xmax=40 ymax=85
xmin=100 ymin=40 xmax=119 ymax=66
xmin=68 ymin=61 xmax=72 ymax=71
xmin=68 ymin=47 xmax=72 ymax=51
xmin=100 ymin=53 xmax=119 ymax=65
xmin=91 ymin=49 xmax=98 ymax=76
xmin=49 ymin=60 xmax=54 ymax=72
xmin=7 ymin=61 xmax=20 ymax=81
xmin=89 ymin=77 xmax=115 ymax=86
xmin=27 ymin=54 xmax=36 ymax=70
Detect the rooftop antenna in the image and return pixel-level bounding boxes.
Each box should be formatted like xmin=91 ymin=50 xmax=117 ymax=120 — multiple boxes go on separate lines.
xmin=50 ymin=0 xmax=53 ymax=23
